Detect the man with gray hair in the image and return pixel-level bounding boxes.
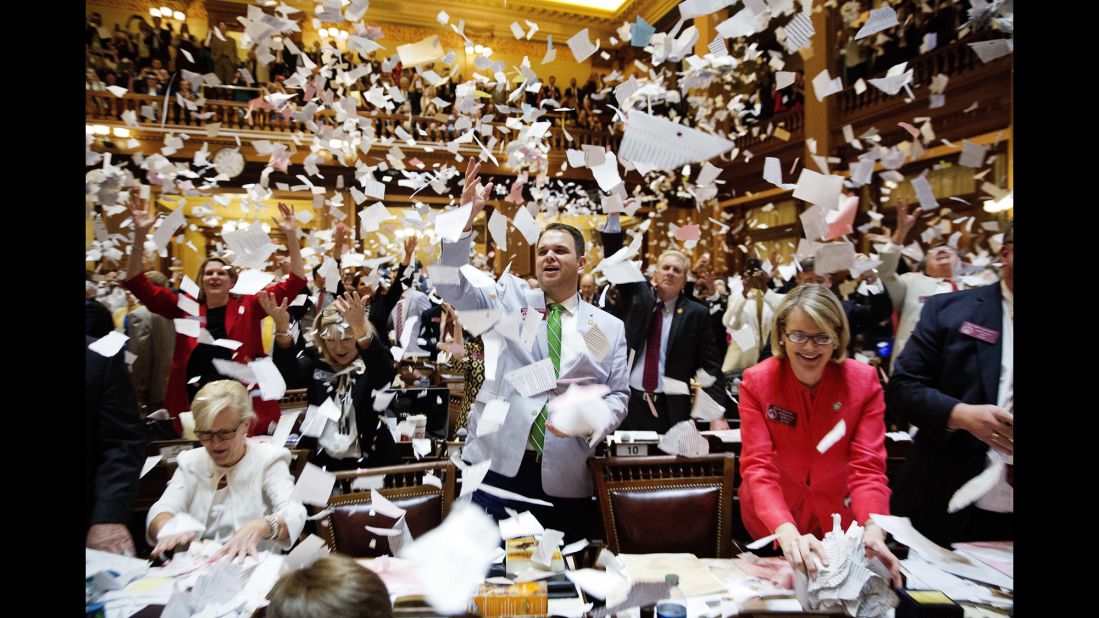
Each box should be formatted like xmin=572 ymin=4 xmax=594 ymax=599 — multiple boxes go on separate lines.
xmin=127 ymin=271 xmax=176 ymax=416
xmin=599 ymin=213 xmax=730 ymax=432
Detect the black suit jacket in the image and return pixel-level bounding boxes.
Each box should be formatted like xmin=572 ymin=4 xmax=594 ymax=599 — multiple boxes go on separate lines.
xmin=888 ymin=283 xmax=1005 ymax=544
xmin=86 ymin=336 xmax=147 ymax=528
xmin=601 ymin=230 xmax=730 ymax=420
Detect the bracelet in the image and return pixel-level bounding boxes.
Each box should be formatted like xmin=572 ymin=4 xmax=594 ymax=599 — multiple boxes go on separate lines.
xmin=356 ymin=332 xmax=372 ymax=344
xmin=264 ymin=514 xmax=280 ymax=541
xmin=275 ymin=330 xmax=292 ymax=338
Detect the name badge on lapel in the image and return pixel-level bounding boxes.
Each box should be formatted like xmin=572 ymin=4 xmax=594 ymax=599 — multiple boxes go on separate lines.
xmin=960 ymin=321 xmax=1000 ymax=344
xmin=766 ymin=404 xmax=798 ymax=426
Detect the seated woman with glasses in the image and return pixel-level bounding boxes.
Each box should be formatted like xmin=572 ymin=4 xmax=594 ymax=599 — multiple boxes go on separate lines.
xmin=738 ymin=284 xmax=901 ymax=586
xmin=146 ymin=380 xmax=306 ymax=561
xmin=264 ymin=290 xmax=401 ymax=471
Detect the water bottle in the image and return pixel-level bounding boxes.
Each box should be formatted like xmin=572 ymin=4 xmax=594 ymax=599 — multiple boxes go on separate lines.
xmin=655 ymin=573 xmax=687 ymax=618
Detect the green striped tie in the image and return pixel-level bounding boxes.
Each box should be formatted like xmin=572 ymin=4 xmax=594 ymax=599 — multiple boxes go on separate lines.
xmin=529 ymin=303 xmax=563 ymax=454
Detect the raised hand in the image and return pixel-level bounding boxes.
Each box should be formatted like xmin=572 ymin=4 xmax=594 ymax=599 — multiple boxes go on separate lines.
xmin=403 ymin=235 xmax=419 ymax=266
xmin=129 ymin=192 xmax=156 ymax=237
xmin=461 ymin=158 xmax=494 ymax=232
xmin=256 ymin=291 xmax=290 ymax=331
xmin=338 ymin=290 xmax=370 ymax=332
xmin=272 ymin=202 xmax=298 ymax=236
xmin=892 ymin=198 xmax=918 ymax=243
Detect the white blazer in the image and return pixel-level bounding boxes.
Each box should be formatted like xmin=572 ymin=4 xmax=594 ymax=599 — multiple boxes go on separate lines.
xmin=146 ymin=441 xmax=306 ymax=550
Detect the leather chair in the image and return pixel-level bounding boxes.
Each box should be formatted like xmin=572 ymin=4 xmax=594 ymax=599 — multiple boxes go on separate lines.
xmin=313 ymin=460 xmax=456 ymax=557
xmin=589 ymin=454 xmax=736 ymax=558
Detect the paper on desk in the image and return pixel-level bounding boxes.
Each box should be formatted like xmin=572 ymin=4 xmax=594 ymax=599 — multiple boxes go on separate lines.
xmin=855 ymin=6 xmax=898 ymax=40
xmin=152 ymin=206 xmax=186 ymax=252
xmin=619 ymin=553 xmax=727 ymax=597
xmin=969 ymin=39 xmax=1013 ymax=63
xmin=533 ymin=529 xmax=566 ymax=568
xmin=811 ymin=69 xmax=843 ymax=101
xmin=511 ymin=205 xmax=542 ymax=245
xmin=397 ymin=35 xmax=444 ymax=67
xmin=658 ymin=420 xmax=710 ymax=456
xmin=871 ymin=514 xmax=970 ymax=565
xmin=567 ymin=28 xmax=597 ymax=62
xmin=229 ymin=269 xmax=275 ymax=296
xmin=691 ymin=388 xmax=727 ymax=422
xmin=618 ymin=110 xmax=734 ymax=171
xmin=565 ymin=568 xmax=629 ymax=601
xmin=477 ymin=399 xmax=510 ymax=437
xmin=290 ymin=462 xmax=336 ymax=507
xmin=89 ymin=331 xmax=129 ymax=357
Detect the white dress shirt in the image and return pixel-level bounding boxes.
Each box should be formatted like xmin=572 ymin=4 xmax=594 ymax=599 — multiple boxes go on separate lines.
xmin=977 ymin=281 xmax=1013 ymax=513
xmin=551 ymin=292 xmax=583 ymax=376
xmin=629 ymin=296 xmax=676 ymax=393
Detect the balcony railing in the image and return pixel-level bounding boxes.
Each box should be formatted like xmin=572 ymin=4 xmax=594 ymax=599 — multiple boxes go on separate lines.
xmin=835 ymin=33 xmax=1011 ymax=120
xmin=733 ymin=106 xmax=805 ymax=153
xmin=85 ymin=91 xmax=617 ymax=154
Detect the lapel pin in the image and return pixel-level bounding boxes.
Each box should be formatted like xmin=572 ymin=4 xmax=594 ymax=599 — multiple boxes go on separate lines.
xmin=832 ymin=402 xmax=842 ymax=411
xmin=676 ymin=308 xmax=683 ymax=315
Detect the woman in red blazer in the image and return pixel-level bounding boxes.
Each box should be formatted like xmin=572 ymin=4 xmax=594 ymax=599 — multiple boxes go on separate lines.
xmin=123 ymin=196 xmax=307 ymax=436
xmin=739 ymin=284 xmax=900 ymax=584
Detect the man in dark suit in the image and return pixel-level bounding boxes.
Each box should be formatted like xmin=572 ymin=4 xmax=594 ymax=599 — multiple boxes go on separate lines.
xmin=86 ymin=337 xmax=147 ymax=555
xmin=599 ymin=214 xmax=730 ymax=432
xmin=888 ymin=225 xmax=1014 ymax=546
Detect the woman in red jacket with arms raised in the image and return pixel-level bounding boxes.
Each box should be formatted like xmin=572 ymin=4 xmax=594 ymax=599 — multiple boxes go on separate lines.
xmin=739 ymin=284 xmax=900 ymax=585
xmin=123 ymin=194 xmax=307 ymax=436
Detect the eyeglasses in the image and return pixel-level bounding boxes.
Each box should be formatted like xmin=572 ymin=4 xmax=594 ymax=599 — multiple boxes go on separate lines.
xmin=196 ymin=423 xmax=242 ymax=443
xmin=784 ymin=331 xmax=835 ymax=346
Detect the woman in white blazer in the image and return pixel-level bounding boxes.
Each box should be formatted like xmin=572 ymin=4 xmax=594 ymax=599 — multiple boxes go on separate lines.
xmin=146 ymin=380 xmax=306 ymax=562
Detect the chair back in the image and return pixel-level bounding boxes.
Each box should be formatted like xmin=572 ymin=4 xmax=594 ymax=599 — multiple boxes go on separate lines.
xmin=313 ymin=461 xmax=456 ymax=557
xmin=589 ymin=454 xmax=736 ymax=558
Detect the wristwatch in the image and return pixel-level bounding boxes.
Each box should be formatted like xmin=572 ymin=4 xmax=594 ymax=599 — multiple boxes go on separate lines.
xmin=356 ymin=332 xmax=372 ymax=344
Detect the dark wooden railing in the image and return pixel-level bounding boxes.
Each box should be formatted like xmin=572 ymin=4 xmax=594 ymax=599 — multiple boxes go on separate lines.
xmin=733 ymin=106 xmax=805 ymax=153
xmin=835 ymin=33 xmax=1010 ymax=119
xmin=85 ymin=90 xmax=617 ymax=152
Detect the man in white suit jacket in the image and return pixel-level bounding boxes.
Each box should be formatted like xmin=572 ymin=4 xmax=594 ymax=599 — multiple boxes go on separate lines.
xmin=434 ymin=161 xmax=629 ymax=541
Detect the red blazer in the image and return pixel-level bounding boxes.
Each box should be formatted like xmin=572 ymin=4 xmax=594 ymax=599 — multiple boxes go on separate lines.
xmin=124 ymin=272 xmax=306 ymax=436
xmin=738 ymin=356 xmax=890 ymax=540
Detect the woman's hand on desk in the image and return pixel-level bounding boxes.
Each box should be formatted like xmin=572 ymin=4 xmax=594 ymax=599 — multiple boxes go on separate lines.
xmin=864 ymin=523 xmax=903 ymax=588
xmin=210 ymin=519 xmax=267 ymax=564
xmin=151 ymin=531 xmax=197 ymax=559
xmin=775 ymin=522 xmax=828 ymax=578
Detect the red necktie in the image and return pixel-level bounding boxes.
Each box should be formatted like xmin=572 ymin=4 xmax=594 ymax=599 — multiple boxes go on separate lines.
xmin=642 ymin=302 xmax=664 ymax=392
xmin=946 ymin=278 xmax=958 ymax=292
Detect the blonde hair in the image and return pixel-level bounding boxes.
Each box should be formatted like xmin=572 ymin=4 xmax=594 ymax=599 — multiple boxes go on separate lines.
xmin=268 ymin=554 xmax=392 ymax=618
xmin=311 ymin=304 xmax=376 ymax=368
xmin=770 ymin=284 xmax=849 ymax=363
xmin=191 ymin=380 xmax=256 ymax=430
